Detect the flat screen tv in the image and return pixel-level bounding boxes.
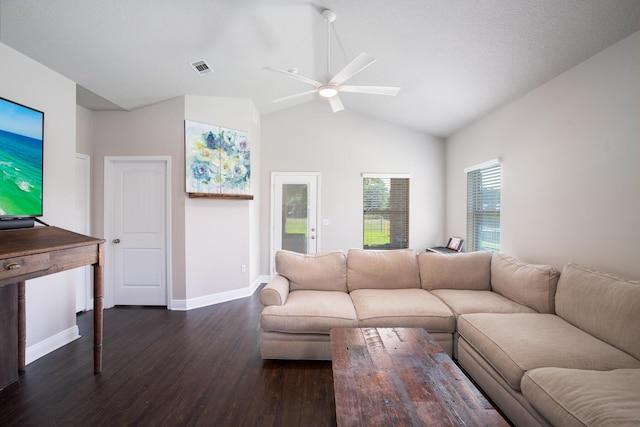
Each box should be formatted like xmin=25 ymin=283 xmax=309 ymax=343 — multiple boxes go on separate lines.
xmin=0 ymin=96 xmax=44 ymax=229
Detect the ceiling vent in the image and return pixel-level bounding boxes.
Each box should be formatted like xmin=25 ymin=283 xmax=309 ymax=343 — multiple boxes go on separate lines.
xmin=190 ymin=59 xmax=213 ymax=75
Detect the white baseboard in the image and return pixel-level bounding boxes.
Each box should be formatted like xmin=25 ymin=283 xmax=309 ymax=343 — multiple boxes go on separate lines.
xmin=26 ymin=325 xmax=81 ymax=365
xmin=171 ymin=275 xmax=268 ymax=311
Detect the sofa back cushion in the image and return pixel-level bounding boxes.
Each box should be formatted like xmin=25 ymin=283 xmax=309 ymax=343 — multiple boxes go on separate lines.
xmin=418 ymin=251 xmax=491 ymax=291
xmin=555 ymin=263 xmax=640 ymax=360
xmin=347 ymin=249 xmax=420 ymax=291
xmin=490 ymin=253 xmax=560 ymax=314
xmin=275 ymin=250 xmax=347 ymax=292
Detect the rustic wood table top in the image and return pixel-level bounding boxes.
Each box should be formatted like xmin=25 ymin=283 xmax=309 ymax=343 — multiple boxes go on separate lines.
xmin=330 ymin=327 xmax=509 ymax=427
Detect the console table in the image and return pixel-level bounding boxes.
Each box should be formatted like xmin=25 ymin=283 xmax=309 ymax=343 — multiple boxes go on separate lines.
xmin=0 ymin=226 xmax=105 ymax=389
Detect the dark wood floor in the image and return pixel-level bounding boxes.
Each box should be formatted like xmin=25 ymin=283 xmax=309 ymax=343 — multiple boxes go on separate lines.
xmin=0 ymin=287 xmax=336 ymax=426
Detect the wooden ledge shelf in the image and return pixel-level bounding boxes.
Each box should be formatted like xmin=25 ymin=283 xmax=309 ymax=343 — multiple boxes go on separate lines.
xmin=188 ymin=193 xmax=254 ymax=200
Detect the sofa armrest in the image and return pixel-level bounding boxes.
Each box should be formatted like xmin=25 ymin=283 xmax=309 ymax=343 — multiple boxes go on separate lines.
xmin=260 ymin=274 xmax=290 ymax=306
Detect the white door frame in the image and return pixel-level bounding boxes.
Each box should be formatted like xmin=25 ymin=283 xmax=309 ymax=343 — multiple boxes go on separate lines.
xmin=270 ymin=172 xmax=321 ymax=276
xmin=104 ymin=156 xmax=172 ymax=309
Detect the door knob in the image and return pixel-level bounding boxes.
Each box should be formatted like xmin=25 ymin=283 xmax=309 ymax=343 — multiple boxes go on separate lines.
xmin=113 ymin=238 xmax=121 ymax=244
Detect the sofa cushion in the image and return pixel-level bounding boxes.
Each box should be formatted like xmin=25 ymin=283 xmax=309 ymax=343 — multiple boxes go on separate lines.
xmin=275 ymin=250 xmax=347 ymax=292
xmin=347 ymin=249 xmax=420 ymax=291
xmin=457 ymin=313 xmax=640 ymax=391
xmin=260 ymin=290 xmax=358 ymax=334
xmin=350 ymin=288 xmax=455 ymax=333
xmin=490 ymin=253 xmax=560 ymax=313
xmin=431 ymin=289 xmax=536 ymax=317
xmin=555 ymin=263 xmax=640 ymax=360
xmin=522 ymin=368 xmax=640 ymax=427
xmin=418 ymin=251 xmax=491 ymax=291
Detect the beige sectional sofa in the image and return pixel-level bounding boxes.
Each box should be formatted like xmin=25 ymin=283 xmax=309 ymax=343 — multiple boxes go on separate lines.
xmin=259 ymin=248 xmax=640 ymax=426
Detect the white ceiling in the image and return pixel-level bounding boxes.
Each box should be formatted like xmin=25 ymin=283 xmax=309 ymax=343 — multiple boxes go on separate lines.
xmin=1 ymin=0 xmax=639 ymax=138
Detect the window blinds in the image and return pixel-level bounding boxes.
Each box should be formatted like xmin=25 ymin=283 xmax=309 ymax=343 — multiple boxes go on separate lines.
xmin=363 ymin=176 xmax=410 ymax=249
xmin=466 ymin=160 xmax=501 ymax=252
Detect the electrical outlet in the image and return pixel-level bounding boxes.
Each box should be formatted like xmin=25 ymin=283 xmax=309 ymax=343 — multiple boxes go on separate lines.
xmin=241 ymin=264 xmax=247 ymax=273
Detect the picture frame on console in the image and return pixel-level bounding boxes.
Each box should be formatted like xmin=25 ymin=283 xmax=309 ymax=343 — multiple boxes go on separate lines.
xmin=447 ymin=237 xmax=463 ymax=251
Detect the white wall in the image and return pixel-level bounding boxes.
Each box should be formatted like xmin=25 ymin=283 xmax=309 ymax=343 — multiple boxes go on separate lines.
xmin=261 ymin=102 xmax=445 ymax=273
xmin=0 ymin=42 xmax=79 ymax=361
xmin=76 ymin=106 xmax=93 ymax=156
xmin=183 ymin=96 xmax=261 ymax=304
xmin=446 ymin=31 xmax=640 ymax=280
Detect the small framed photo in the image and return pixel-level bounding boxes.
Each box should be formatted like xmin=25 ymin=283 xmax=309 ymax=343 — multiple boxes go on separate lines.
xmin=447 ymin=237 xmax=463 ymax=251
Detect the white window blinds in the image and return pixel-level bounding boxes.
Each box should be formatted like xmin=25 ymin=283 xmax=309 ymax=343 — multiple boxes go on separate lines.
xmin=466 ymin=159 xmax=501 ymax=252
xmin=363 ymin=174 xmax=410 ymax=250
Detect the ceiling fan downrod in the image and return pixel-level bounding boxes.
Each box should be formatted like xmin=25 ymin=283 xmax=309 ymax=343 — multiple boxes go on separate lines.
xmin=322 ymin=9 xmax=337 ymax=78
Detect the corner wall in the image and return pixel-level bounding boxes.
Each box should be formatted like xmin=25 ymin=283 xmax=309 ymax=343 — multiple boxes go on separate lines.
xmin=90 ymin=95 xmax=261 ymax=309
xmin=183 ymin=96 xmax=262 ymax=306
xmin=445 ymin=31 xmax=640 ymax=279
xmin=0 ymin=42 xmax=79 ymax=361
xmin=91 ymin=97 xmax=186 ymax=304
xmin=76 ymin=106 xmax=93 ymax=156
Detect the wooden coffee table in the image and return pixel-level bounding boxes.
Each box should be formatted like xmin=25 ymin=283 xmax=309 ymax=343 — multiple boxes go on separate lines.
xmin=330 ymin=327 xmax=509 ymax=426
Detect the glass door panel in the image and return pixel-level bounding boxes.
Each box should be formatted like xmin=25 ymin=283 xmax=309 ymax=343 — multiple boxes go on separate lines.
xmin=282 ymin=184 xmax=308 ymax=253
xmin=271 ymin=173 xmax=319 ymax=275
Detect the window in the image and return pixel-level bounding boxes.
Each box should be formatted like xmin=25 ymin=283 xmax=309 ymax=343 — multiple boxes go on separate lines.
xmin=363 ymin=174 xmax=410 ymax=249
xmin=466 ymin=159 xmax=501 ymax=252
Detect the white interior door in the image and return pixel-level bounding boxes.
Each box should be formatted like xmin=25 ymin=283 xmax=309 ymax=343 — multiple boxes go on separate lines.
xmin=271 ymin=172 xmax=320 ymax=275
xmin=74 ymin=153 xmax=91 ymax=312
xmin=107 ymin=158 xmax=168 ymax=306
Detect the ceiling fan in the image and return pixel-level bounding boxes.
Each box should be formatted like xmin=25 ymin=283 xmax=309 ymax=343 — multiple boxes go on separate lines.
xmin=263 ymin=9 xmax=400 ymax=113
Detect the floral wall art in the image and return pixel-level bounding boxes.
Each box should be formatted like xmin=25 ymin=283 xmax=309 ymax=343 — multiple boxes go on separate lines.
xmin=185 ymin=120 xmax=250 ymax=196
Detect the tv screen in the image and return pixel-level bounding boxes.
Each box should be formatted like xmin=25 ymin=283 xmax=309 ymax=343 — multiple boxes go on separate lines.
xmin=0 ymin=96 xmax=44 ymax=220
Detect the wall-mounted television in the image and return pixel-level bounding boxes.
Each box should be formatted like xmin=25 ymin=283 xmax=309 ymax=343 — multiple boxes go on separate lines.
xmin=0 ymin=96 xmax=44 ymax=230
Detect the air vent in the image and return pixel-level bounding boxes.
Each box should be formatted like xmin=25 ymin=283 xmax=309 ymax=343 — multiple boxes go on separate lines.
xmin=190 ymin=59 xmax=213 ymax=75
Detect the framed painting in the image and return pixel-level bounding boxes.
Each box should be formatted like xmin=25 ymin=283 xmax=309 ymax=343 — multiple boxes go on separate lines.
xmin=184 ymin=120 xmax=250 ymax=196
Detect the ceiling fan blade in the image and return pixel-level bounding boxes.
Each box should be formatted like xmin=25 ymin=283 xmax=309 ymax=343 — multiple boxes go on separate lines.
xmin=328 ymin=95 xmax=344 ymax=113
xmin=339 ymin=85 xmax=401 ymax=96
xmin=263 ymin=66 xmax=322 ymax=87
xmin=272 ymin=89 xmax=317 ymax=103
xmin=328 ymin=53 xmax=376 ymax=86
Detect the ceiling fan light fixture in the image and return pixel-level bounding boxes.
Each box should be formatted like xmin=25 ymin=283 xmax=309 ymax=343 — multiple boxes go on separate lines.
xmin=318 ymin=85 xmax=338 ymax=98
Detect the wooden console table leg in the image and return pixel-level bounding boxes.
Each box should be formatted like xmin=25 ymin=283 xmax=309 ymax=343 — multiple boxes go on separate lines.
xmin=93 ymin=261 xmax=103 ymax=374
xmin=17 ymin=281 xmax=26 ymax=372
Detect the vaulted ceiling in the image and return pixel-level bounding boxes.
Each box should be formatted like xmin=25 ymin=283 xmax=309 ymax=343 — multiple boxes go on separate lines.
xmin=1 ymin=0 xmax=639 ymax=137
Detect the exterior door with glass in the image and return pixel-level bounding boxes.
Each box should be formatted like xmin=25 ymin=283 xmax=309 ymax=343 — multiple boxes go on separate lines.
xmin=271 ymin=173 xmax=319 ymax=274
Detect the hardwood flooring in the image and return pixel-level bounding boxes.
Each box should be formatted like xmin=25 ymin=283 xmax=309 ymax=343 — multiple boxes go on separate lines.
xmin=0 ymin=287 xmax=336 ymax=426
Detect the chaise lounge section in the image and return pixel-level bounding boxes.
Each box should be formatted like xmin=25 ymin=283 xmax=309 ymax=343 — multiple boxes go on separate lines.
xmin=457 ymin=262 xmax=640 ymax=426
xmin=259 ymin=248 xmax=640 ymax=426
